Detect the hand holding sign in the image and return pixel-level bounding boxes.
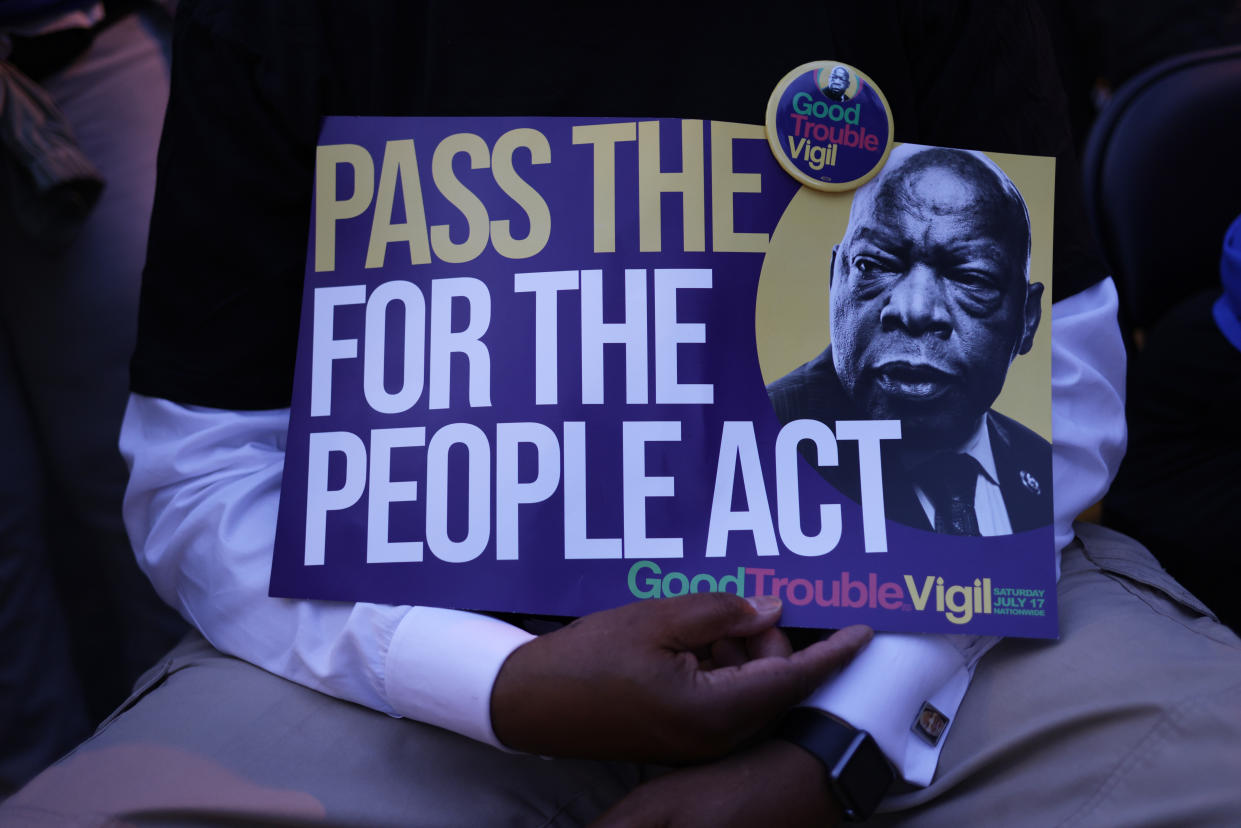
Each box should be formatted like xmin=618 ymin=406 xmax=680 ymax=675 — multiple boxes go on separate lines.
xmin=490 ymin=592 xmax=872 ymax=762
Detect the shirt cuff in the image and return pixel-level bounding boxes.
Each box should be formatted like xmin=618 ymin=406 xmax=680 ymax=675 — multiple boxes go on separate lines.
xmin=384 ymin=606 xmax=535 ymax=749
xmin=801 ymin=632 xmax=996 ymax=786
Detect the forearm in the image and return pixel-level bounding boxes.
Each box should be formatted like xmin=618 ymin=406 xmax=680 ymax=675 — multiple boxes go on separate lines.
xmin=592 ymin=739 xmax=844 ymax=828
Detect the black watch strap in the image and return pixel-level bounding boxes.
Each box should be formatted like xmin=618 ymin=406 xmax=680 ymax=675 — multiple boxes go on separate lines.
xmin=776 ymin=707 xmax=894 ymax=821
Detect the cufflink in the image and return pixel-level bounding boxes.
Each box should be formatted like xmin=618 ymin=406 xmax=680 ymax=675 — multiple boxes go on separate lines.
xmin=911 ymin=700 xmax=950 ymax=746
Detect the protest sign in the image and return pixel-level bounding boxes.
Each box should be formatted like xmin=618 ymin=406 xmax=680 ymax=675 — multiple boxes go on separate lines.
xmin=270 ymin=115 xmax=1056 ymax=637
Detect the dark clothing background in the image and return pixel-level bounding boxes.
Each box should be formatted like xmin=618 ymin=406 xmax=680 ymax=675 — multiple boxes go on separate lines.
xmin=131 ymin=0 xmax=1107 ymax=411
xmin=1104 ymin=290 xmax=1241 ymax=630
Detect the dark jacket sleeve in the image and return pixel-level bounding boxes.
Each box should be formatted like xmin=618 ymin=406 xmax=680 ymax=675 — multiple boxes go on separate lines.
xmin=130 ymin=1 xmax=325 ymax=409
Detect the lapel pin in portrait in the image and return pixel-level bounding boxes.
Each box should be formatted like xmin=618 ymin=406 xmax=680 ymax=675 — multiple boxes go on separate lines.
xmin=1020 ymin=470 xmax=1042 ymax=495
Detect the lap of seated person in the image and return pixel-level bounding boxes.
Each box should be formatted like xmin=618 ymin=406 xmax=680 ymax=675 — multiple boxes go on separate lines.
xmin=4 ymin=522 xmax=1239 ymax=827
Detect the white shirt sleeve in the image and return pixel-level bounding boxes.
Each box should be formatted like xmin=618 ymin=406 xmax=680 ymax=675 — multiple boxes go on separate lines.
xmin=119 ymin=396 xmax=533 ymax=748
xmin=802 ymin=277 xmax=1129 ymax=785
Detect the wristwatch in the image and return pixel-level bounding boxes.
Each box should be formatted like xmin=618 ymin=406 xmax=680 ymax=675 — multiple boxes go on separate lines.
xmin=776 ymin=707 xmax=895 ymax=821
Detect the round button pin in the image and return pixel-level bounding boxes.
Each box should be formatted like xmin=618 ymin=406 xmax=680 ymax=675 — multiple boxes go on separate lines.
xmin=765 ymin=60 xmax=895 ymax=192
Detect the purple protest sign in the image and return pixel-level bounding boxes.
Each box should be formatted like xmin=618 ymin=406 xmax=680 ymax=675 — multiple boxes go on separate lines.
xmin=270 ymin=115 xmax=1058 ymax=638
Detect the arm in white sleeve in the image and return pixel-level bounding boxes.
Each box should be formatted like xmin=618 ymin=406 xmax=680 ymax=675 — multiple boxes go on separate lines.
xmin=802 ymin=277 xmax=1129 ymax=786
xmin=119 ymin=393 xmax=534 ymax=747
xmin=1048 ymin=277 xmax=1129 ymax=554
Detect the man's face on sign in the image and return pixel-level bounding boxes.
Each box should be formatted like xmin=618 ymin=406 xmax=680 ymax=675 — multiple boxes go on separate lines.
xmin=829 ymin=147 xmax=1042 ymax=449
xmin=828 ymin=67 xmax=850 ymax=95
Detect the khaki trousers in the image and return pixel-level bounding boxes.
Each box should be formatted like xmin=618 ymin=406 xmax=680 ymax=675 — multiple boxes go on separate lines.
xmin=4 ymin=523 xmax=1240 ymax=826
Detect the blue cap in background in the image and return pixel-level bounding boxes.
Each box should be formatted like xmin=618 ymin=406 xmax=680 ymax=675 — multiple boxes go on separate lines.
xmin=1212 ymin=213 xmax=1241 ymax=353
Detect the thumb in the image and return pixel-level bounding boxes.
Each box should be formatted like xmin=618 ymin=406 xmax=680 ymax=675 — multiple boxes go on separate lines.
xmin=650 ymin=592 xmax=785 ymax=651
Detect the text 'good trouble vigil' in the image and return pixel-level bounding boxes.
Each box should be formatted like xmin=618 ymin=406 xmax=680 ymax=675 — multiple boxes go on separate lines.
xmin=305 ymin=119 xmax=900 ymax=569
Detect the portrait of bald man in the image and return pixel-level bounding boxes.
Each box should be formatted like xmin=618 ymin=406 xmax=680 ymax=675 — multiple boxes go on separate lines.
xmin=822 ymin=64 xmax=852 ymax=102
xmin=767 ymin=144 xmax=1051 ymax=536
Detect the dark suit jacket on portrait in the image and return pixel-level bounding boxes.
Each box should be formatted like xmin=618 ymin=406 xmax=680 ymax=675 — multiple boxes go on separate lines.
xmin=766 ymin=347 xmax=1052 ymax=534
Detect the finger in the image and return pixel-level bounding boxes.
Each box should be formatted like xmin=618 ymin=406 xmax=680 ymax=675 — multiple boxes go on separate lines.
xmin=648 ymin=592 xmax=785 ymax=651
xmin=698 ymin=625 xmax=873 ymax=724
xmin=710 ymin=637 xmax=749 ymax=668
xmin=786 ymin=625 xmax=873 ymax=681
xmin=745 ymin=626 xmax=792 ymax=660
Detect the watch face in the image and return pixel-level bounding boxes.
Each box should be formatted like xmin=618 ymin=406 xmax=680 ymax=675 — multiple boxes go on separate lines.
xmin=777 ymin=710 xmax=894 ymax=821
xmin=834 ymin=731 xmax=894 ymax=821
